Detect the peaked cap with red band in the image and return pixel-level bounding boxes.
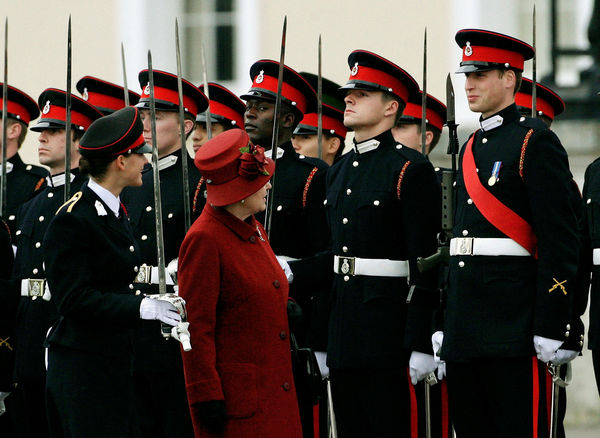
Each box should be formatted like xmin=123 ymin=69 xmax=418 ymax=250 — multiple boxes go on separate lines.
xmin=197 ymin=82 xmax=245 ymax=128
xmin=240 ymin=60 xmax=317 ymax=118
xmin=299 ymin=72 xmax=346 ymax=112
xmin=31 ymin=88 xmax=103 ymax=132
xmin=0 ymin=83 xmax=39 ymax=125
xmin=137 ymin=69 xmax=208 ymax=118
xmin=76 ymin=76 xmax=140 ymax=115
xmin=79 ymin=106 xmax=151 ymax=158
xmin=195 ymin=128 xmax=275 ymax=207
xmin=455 ymin=28 xmax=534 ymax=73
xmin=340 ymin=49 xmax=419 ymax=105
xmin=515 ymin=77 xmax=564 ymax=121
xmin=398 ymin=91 xmax=447 ymax=132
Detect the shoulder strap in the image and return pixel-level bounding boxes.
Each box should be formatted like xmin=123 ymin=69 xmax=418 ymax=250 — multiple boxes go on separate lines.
xmin=462 ymin=133 xmax=537 ymax=255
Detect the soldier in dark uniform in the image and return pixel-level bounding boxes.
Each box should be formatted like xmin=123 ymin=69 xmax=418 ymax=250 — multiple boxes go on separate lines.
xmin=121 ymin=69 xmax=207 ymax=438
xmin=240 ymin=60 xmax=330 ymax=438
xmin=192 ymin=82 xmax=245 ymax=154
xmin=292 ymin=73 xmax=347 ymax=166
xmin=10 ymin=88 xmax=102 ymax=438
xmin=76 ymin=75 xmax=140 ymax=115
xmin=441 ymin=29 xmax=579 ymax=437
xmin=43 ymin=106 xmax=182 ymax=438
xmin=326 ymin=49 xmax=441 ymax=438
xmin=0 ymin=217 xmax=15 ymax=436
xmin=0 ymin=84 xmax=47 ymax=238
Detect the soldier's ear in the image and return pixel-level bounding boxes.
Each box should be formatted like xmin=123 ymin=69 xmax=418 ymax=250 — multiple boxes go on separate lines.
xmin=383 ymin=98 xmax=399 ymax=118
xmin=7 ymin=120 xmax=21 ymax=140
xmin=280 ymin=111 xmax=295 ymax=129
xmin=183 ymin=119 xmax=195 ymax=136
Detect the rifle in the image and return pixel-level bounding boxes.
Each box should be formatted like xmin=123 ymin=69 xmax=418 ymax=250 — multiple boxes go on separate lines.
xmin=417 ymin=73 xmax=459 ymax=274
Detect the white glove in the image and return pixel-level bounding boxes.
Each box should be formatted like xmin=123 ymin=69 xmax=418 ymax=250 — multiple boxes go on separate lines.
xmin=431 ymin=331 xmax=444 ymax=363
xmin=533 ymin=335 xmax=563 ymax=363
xmin=409 ymin=351 xmax=437 ymax=385
xmin=436 ymin=361 xmax=446 ymax=380
xmin=551 ymin=349 xmax=578 ymax=366
xmin=140 ymin=297 xmax=182 ymax=326
xmin=171 ymin=322 xmax=192 ymax=352
xmin=275 ymin=257 xmax=294 ymax=283
xmin=314 ymin=351 xmax=329 ymax=379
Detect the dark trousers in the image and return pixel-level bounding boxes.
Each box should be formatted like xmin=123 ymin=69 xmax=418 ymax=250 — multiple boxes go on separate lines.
xmin=10 ymin=379 xmax=49 ymax=438
xmin=414 ymin=379 xmax=452 ymax=438
xmin=46 ymin=346 xmax=138 ymax=438
xmin=446 ymin=357 xmax=551 ymax=438
xmin=133 ymin=370 xmax=194 ymax=438
xmin=330 ymin=368 xmax=414 ymax=438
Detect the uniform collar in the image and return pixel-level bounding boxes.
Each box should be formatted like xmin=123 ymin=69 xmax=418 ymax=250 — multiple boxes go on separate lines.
xmin=265 ymin=147 xmax=284 ymax=160
xmin=479 ymin=103 xmax=520 ymax=132
xmin=205 ymin=204 xmax=263 ymax=242
xmin=353 ymin=129 xmax=395 ymax=154
xmin=46 ymin=170 xmax=77 ymax=187
xmin=3 ymin=153 xmax=25 ymax=174
xmin=156 ymin=153 xmax=179 ymax=171
xmin=87 ymin=178 xmax=121 ymax=217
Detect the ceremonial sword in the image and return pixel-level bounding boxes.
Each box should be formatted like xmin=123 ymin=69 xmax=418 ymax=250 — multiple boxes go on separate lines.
xmin=0 ymin=18 xmax=8 ymax=217
xmin=64 ymin=15 xmax=72 ymax=202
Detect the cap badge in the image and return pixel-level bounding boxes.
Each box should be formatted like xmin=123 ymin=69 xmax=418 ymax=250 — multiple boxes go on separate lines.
xmin=256 ymin=70 xmax=264 ymax=84
xmin=351 ymin=62 xmax=359 ymax=76
xmin=82 ymin=87 xmax=89 ymax=101
xmin=465 ymin=42 xmax=473 ymax=57
xmin=42 ymin=100 xmax=51 ymax=115
xmin=144 ymin=83 xmax=150 ymax=96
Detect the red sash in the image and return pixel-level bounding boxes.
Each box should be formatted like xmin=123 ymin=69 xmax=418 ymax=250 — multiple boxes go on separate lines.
xmin=462 ymin=133 xmax=537 ymax=255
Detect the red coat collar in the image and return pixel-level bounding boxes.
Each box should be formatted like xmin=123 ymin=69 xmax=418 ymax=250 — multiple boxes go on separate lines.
xmin=205 ymin=205 xmax=262 ymax=242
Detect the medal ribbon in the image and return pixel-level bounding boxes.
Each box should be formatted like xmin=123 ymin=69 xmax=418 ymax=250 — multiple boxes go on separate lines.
xmin=462 ymin=132 xmax=537 ymax=256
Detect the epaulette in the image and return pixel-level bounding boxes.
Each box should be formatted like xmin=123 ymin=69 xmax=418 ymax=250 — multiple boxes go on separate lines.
xmin=296 ymin=153 xmax=328 ymax=169
xmin=56 ymin=191 xmax=83 ymax=215
xmin=517 ymin=115 xmax=547 ymax=131
xmin=391 ymin=141 xmax=427 ymax=163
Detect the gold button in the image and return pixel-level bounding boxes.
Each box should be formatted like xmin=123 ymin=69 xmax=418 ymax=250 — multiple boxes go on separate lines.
xmin=344 ymin=275 xmax=349 ymax=282
xmin=141 ymin=235 xmax=148 ymax=241
xmin=352 ymin=161 xmax=359 ymax=167
xmin=458 ymin=261 xmax=465 ymax=268
xmin=467 ymin=199 xmax=473 ymax=204
xmin=146 ymin=206 xmax=152 ymax=212
xmin=33 ymin=268 xmax=39 ymax=274
xmin=342 ymin=246 xmax=348 ymax=253
xmin=39 ymin=216 xmax=44 ymax=222
xmin=342 ymin=218 xmax=348 ymax=224
xmin=129 ymin=246 xmax=135 ymax=252
xmin=346 ymin=189 xmax=352 ymax=195
xmin=462 ymin=230 xmax=468 ymax=236
xmin=35 ymin=242 xmax=41 ymax=248
xmin=48 ymin=192 xmax=54 ymax=198
xmin=277 ymin=205 xmax=283 ymax=211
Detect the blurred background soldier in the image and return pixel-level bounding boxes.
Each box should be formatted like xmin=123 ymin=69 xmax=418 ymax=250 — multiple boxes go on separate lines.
xmin=292 ymin=72 xmax=347 ymax=166
xmin=11 ymin=88 xmax=102 ymax=438
xmin=76 ymin=75 xmax=140 ymax=116
xmin=0 ymin=84 xmax=47 ymax=238
xmin=121 ymin=69 xmax=207 ymax=438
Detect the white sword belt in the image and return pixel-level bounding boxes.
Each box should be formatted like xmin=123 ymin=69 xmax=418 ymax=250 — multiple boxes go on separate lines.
xmin=333 ymin=255 xmax=409 ymax=277
xmin=592 ymin=248 xmax=600 ymax=265
xmin=449 ymin=237 xmax=531 ymax=257
xmin=20 ymin=278 xmax=51 ymax=301
xmin=134 ymin=264 xmax=175 ymax=285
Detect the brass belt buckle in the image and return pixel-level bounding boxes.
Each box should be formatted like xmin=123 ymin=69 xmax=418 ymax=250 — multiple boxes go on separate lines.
xmin=455 ymin=237 xmax=474 ymax=256
xmin=28 ymin=279 xmax=45 ymax=297
xmin=339 ymin=257 xmax=355 ymax=276
xmin=135 ymin=264 xmax=152 ymax=284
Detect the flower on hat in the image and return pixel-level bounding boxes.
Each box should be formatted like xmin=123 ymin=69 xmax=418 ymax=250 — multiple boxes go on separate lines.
xmin=238 ymin=143 xmax=270 ymax=179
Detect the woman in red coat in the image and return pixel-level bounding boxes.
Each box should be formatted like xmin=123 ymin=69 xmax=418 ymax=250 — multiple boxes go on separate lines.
xmin=178 ymin=129 xmax=302 ymax=437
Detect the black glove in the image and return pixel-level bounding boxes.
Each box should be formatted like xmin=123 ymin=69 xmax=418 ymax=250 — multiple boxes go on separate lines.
xmin=195 ymin=400 xmax=227 ymax=435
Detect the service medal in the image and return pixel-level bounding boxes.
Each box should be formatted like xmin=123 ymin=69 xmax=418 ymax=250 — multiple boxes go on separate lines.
xmin=488 ymin=161 xmax=501 ymax=186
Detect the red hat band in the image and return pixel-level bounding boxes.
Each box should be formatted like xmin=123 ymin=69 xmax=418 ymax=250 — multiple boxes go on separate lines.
xmin=515 ymin=93 xmax=555 ymax=120
xmin=251 ymin=74 xmax=307 ymax=114
xmin=403 ymin=102 xmax=444 ymax=131
xmin=210 ymin=100 xmax=244 ymax=126
xmin=85 ymin=90 xmax=128 ymax=112
xmin=141 ymin=83 xmax=199 ymax=116
xmin=348 ymin=64 xmax=410 ymax=102
xmin=463 ymin=45 xmax=525 ymax=70
xmin=40 ymin=102 xmax=95 ymax=130
xmin=0 ymin=100 xmax=32 ymax=124
xmin=301 ymin=113 xmax=347 ymax=137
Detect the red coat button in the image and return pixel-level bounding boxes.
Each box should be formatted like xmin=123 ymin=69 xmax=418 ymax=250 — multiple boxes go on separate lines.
xmin=249 ymin=236 xmax=256 ymax=243
xmin=282 ymin=382 xmax=291 ymax=391
xmin=279 ymin=331 xmax=287 ymax=340
xmin=273 ymin=280 xmax=280 ymax=288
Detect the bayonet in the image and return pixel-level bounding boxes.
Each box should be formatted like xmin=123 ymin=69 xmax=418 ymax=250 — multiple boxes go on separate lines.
xmin=64 ymin=15 xmax=72 ymax=202
xmin=175 ymin=18 xmax=191 ymax=231
xmin=532 ymin=2 xmax=537 ymax=117
xmin=421 ymin=27 xmax=427 ymax=156
xmin=317 ymin=34 xmax=323 ymax=161
xmin=264 ymin=16 xmax=287 ymax=238
xmin=0 ymin=18 xmax=7 ymax=217
xmin=200 ymin=44 xmax=212 ymax=140
xmin=121 ymin=42 xmax=129 ymax=107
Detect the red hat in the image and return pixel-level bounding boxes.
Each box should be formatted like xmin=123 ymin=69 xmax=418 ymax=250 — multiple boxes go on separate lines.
xmin=195 ymin=129 xmax=275 ymax=207
xmin=340 ymin=50 xmax=419 ymax=105
xmin=455 ymin=29 xmax=534 ymax=73
xmin=76 ymin=76 xmax=140 ymax=115
xmin=137 ymin=69 xmax=208 ymax=118
xmin=197 ymin=82 xmax=245 ymax=128
xmin=31 ymin=88 xmax=103 ymax=132
xmin=0 ymin=83 xmax=39 ymax=125
xmin=399 ymin=91 xmax=447 ymax=132
xmin=293 ymin=104 xmax=347 ymax=139
xmin=240 ymin=60 xmax=317 ymax=118
xmin=515 ymin=77 xmax=565 ymax=121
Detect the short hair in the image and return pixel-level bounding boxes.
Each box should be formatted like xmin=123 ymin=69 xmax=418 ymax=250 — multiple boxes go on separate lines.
xmin=6 ymin=118 xmax=28 ymax=147
xmin=498 ymin=69 xmax=523 ymax=96
xmin=324 ymin=132 xmax=345 ymax=159
xmin=416 ymin=123 xmax=442 ymax=152
xmin=281 ymin=101 xmax=301 ymax=131
xmin=79 ymin=154 xmax=116 ymax=180
xmin=381 ymin=92 xmax=406 ymax=126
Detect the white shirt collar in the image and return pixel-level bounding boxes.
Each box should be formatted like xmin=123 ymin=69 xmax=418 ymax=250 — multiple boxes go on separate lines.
xmin=265 ymin=147 xmax=284 ymax=159
xmin=156 ymin=155 xmax=179 ymax=171
xmin=46 ymin=172 xmax=76 ymax=187
xmin=480 ymin=114 xmax=504 ymax=132
xmin=2 ymin=162 xmax=14 ymax=174
xmin=87 ymin=179 xmax=121 ymax=217
xmin=353 ymin=138 xmax=380 ymax=154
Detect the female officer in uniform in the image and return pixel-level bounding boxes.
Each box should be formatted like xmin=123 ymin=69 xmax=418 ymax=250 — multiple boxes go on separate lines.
xmin=178 ymin=129 xmax=301 ymax=437
xmin=43 ymin=107 xmax=183 ymax=437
